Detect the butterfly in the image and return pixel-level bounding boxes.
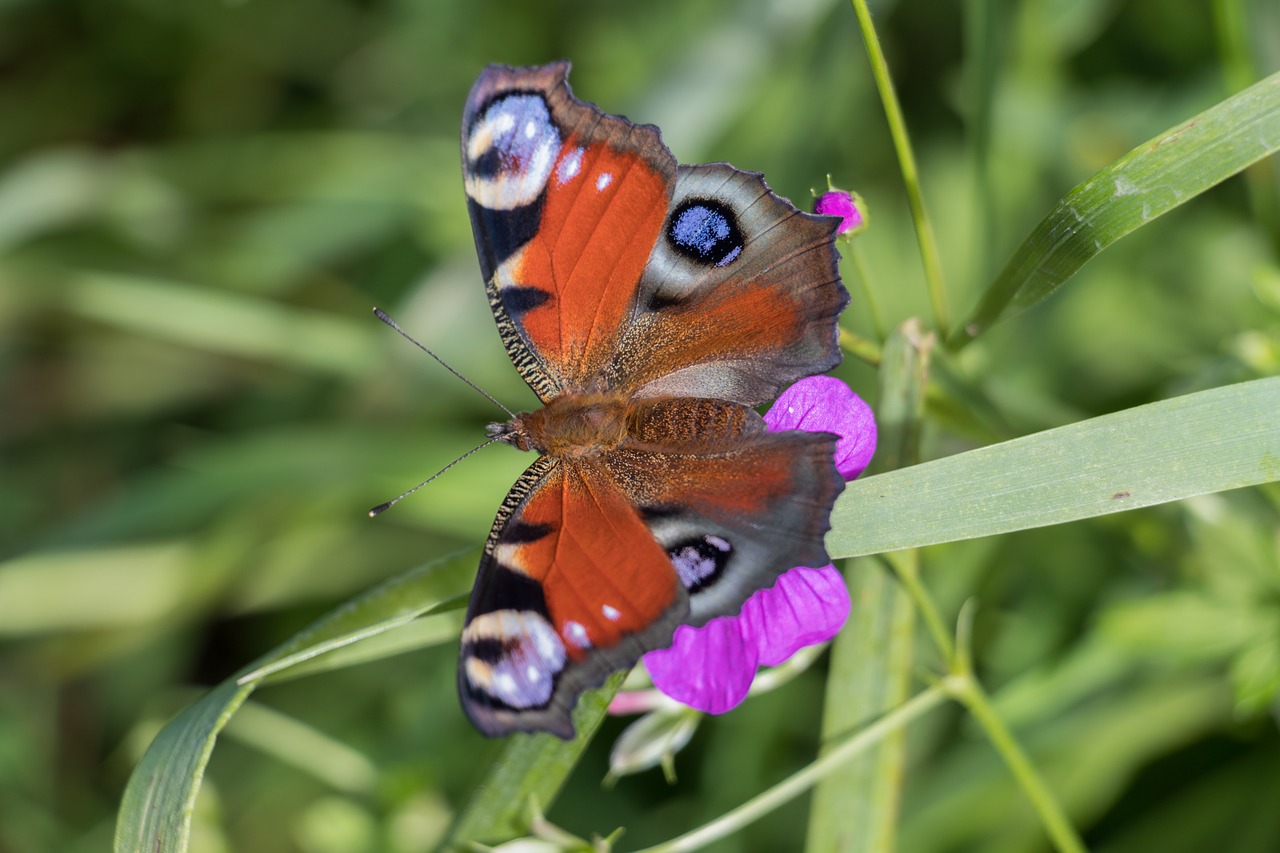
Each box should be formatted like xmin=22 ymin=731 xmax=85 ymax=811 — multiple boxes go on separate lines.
xmin=457 ymin=61 xmax=848 ymax=738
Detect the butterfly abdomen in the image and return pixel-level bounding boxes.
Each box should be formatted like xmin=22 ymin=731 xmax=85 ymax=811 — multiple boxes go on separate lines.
xmin=626 ymin=397 xmax=766 ymax=450
xmin=505 ymin=393 xmax=767 ymax=459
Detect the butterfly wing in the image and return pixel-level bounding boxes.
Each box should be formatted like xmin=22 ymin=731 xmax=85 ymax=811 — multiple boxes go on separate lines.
xmin=611 ymin=397 xmax=845 ymax=626
xmin=460 ymin=455 xmax=689 ymax=738
xmin=462 ymin=63 xmax=846 ymax=404
xmin=604 ymin=164 xmax=848 ymax=404
xmin=461 ymin=61 xmax=676 ymax=401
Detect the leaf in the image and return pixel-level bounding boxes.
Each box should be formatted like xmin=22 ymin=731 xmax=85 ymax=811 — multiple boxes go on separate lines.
xmin=66 ymin=271 xmax=382 ymax=378
xmin=828 ymin=377 xmax=1280 ymax=556
xmin=953 ymin=71 xmax=1280 ymax=346
xmin=114 ymin=550 xmax=476 ymax=853
xmin=444 ymin=672 xmax=625 ymax=846
xmin=808 ymin=321 xmax=929 ymax=853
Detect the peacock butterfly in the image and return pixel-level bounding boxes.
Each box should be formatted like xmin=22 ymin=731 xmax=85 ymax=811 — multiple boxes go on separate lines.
xmin=456 ymin=61 xmax=848 ymax=738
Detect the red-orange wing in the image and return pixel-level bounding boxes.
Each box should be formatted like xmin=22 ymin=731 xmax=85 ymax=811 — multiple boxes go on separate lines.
xmin=461 ymin=61 xmax=676 ymax=401
xmin=459 ymin=455 xmax=688 ymax=738
xmin=604 ymin=164 xmax=847 ymax=404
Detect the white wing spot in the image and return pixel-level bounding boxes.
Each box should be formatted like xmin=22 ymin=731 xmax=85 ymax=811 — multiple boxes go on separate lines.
xmin=564 ymin=620 xmax=591 ymax=648
xmin=557 ymin=147 xmax=584 ymax=184
xmin=596 ymin=172 xmax=613 ymax=191
xmin=524 ymin=119 xmax=538 ymax=138
xmin=494 ymin=671 xmax=518 ymax=697
xmin=602 ymin=604 xmax=621 ymax=621
xmin=706 ymin=534 xmax=731 ymax=552
xmin=490 ymin=111 xmax=516 ymax=137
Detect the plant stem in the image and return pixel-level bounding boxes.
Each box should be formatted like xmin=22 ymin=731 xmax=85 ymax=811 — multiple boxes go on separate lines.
xmin=944 ymin=674 xmax=1088 ymax=853
xmin=884 ymin=550 xmax=953 ymax=663
xmin=839 ymin=327 xmax=882 ymax=366
xmin=630 ymin=685 xmax=949 ymax=853
xmin=851 ymin=0 xmax=951 ymax=337
xmin=847 ymin=240 xmax=886 ymax=341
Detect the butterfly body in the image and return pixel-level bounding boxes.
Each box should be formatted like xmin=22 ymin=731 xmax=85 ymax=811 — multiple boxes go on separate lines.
xmin=455 ymin=61 xmax=849 ymax=738
xmin=490 ymin=391 xmax=631 ymax=456
xmin=490 ymin=391 xmax=767 ymax=456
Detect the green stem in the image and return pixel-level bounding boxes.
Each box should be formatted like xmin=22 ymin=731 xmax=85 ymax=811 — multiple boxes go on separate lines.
xmin=631 ymin=685 xmax=949 ymax=853
xmin=846 ymin=240 xmax=886 ymax=341
xmin=883 ymin=551 xmax=953 ymax=663
xmin=963 ymin=0 xmax=1000 ymax=288
xmin=1212 ymin=0 xmax=1280 ymax=254
xmin=945 ymin=674 xmax=1087 ymax=853
xmin=851 ymin=0 xmax=951 ymax=336
xmin=839 ymin=327 xmax=882 ymax=366
xmin=851 ymin=557 xmax=1084 ymax=853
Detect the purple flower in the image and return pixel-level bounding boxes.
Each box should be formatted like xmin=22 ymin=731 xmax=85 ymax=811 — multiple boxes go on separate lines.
xmin=640 ymin=377 xmax=877 ymax=714
xmin=814 ymin=190 xmax=867 ymax=236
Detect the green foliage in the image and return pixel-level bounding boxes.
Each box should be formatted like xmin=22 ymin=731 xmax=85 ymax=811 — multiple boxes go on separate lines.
xmin=2 ymin=1 xmax=1279 ymax=852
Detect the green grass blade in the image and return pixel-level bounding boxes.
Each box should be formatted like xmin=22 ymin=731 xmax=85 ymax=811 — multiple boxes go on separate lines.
xmin=964 ymin=0 xmax=1004 ymax=287
xmin=252 ymin=608 xmax=465 ymax=685
xmin=67 ymin=271 xmax=382 ymax=377
xmin=237 ymin=594 xmax=467 ymax=685
xmin=952 ymin=70 xmax=1280 ymax=347
xmin=852 ymin=0 xmax=951 ymax=336
xmin=828 ymin=377 xmax=1280 ymax=556
xmin=444 ymin=673 xmax=624 ymax=848
xmin=1214 ymin=0 xmax=1280 ymax=247
xmin=114 ymin=550 xmax=476 ymax=853
xmin=808 ymin=321 xmax=930 ymax=852
xmin=114 ymin=680 xmax=253 ymax=853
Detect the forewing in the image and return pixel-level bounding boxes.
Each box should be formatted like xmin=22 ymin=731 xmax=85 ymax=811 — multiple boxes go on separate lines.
xmin=459 ymin=455 xmax=688 ymax=738
xmin=604 ymin=164 xmax=848 ymax=404
xmin=461 ymin=61 xmax=677 ymax=401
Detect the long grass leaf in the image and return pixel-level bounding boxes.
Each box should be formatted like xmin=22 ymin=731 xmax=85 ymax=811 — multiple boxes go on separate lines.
xmin=114 ymin=550 xmax=476 ymax=853
xmin=953 ymin=71 xmax=1280 ymax=346
xmin=828 ymin=377 xmax=1280 ymax=556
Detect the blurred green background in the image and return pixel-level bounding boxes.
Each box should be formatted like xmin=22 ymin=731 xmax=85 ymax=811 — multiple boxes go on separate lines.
xmin=2 ymin=0 xmax=1280 ymax=851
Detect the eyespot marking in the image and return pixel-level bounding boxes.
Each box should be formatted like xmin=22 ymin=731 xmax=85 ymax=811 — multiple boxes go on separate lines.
xmin=464 ymin=94 xmax=562 ymax=210
xmin=462 ymin=609 xmax=566 ymax=709
xmin=669 ymin=534 xmax=734 ymax=593
xmin=667 ymin=199 xmax=744 ymax=267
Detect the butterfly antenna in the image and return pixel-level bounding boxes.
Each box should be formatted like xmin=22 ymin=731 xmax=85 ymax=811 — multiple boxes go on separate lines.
xmin=369 ymin=436 xmax=502 ymax=517
xmin=372 ymin=307 xmax=516 ymax=418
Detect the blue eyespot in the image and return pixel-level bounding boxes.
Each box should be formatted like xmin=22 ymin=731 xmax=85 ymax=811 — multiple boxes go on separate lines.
xmin=668 ymin=200 xmax=743 ymax=267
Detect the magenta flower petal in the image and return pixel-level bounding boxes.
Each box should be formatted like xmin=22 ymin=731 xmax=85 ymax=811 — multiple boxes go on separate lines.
xmin=740 ymin=564 xmax=851 ymax=667
xmin=645 ymin=618 xmax=758 ymax=714
xmin=814 ymin=190 xmax=866 ymax=235
xmin=764 ymin=375 xmax=877 ymax=479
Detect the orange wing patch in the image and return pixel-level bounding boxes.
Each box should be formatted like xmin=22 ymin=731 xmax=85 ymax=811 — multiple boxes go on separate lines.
xmin=505 ymin=139 xmax=670 ymax=387
xmin=502 ymin=458 xmax=682 ymax=659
